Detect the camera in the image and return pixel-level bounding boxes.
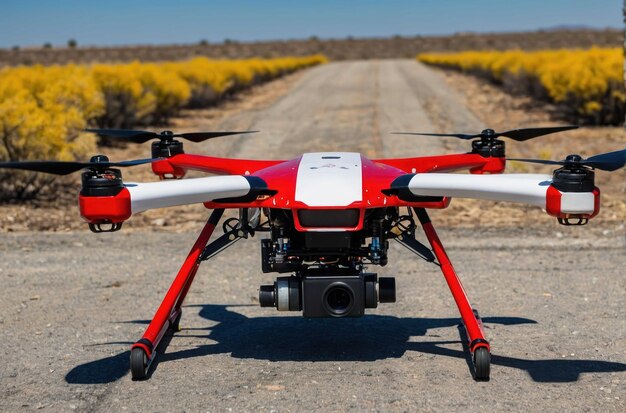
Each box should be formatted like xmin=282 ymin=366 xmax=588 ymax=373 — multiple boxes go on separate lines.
xmin=259 ymin=270 xmax=395 ymax=318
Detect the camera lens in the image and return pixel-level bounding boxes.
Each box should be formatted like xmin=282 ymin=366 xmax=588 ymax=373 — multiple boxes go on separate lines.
xmin=323 ymin=284 xmax=354 ymax=316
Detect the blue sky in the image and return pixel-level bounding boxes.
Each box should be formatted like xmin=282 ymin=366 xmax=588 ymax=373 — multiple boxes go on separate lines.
xmin=0 ymin=0 xmax=621 ymax=48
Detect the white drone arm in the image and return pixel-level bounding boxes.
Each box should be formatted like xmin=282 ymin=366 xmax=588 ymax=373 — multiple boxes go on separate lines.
xmin=125 ymin=175 xmax=252 ymax=213
xmin=405 ymin=173 xmax=597 ymax=215
xmin=79 ymin=175 xmax=268 ymax=225
xmin=408 ymin=173 xmax=550 ymax=206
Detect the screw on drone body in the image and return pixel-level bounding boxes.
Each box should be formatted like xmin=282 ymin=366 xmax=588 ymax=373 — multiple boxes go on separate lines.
xmin=369 ymin=218 xmax=383 ymax=264
xmin=275 ymin=236 xmax=289 ymax=264
xmin=160 ymin=130 xmax=175 ymax=140
xmin=370 ymin=237 xmax=381 ymax=263
xmin=564 ymin=154 xmax=583 ymax=166
xmin=89 ymin=155 xmax=109 ymax=164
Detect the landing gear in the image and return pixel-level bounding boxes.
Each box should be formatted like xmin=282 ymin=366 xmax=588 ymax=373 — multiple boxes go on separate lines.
xmin=130 ymin=347 xmax=149 ymax=380
xmin=130 ymin=209 xmax=228 ymax=380
xmin=415 ymin=208 xmax=491 ymax=381
xmin=468 ymin=309 xmax=490 ymax=380
xmin=473 ymin=347 xmax=491 ymax=380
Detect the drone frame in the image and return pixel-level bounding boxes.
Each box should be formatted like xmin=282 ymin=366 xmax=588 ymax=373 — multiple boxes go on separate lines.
xmin=111 ymin=148 xmax=600 ymax=380
xmin=2 ymin=126 xmax=618 ymax=381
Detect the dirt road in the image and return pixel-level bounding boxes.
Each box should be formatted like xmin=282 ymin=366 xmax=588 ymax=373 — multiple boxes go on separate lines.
xmin=1 ymin=60 xmax=625 ymax=412
xmin=210 ymin=60 xmax=481 ymax=160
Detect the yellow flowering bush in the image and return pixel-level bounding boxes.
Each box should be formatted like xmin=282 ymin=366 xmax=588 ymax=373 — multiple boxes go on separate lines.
xmin=418 ymin=48 xmax=624 ymax=125
xmin=0 ymin=54 xmax=326 ymax=199
xmin=92 ymin=54 xmax=326 ymax=126
xmin=0 ymin=65 xmax=102 ymax=198
xmin=91 ymin=64 xmax=157 ymax=128
xmin=0 ymin=65 xmax=102 ymax=160
xmin=165 ymin=58 xmax=233 ymax=107
xmin=133 ymin=62 xmax=191 ymax=124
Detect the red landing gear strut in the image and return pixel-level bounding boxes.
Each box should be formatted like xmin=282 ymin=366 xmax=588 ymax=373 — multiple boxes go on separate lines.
xmin=130 ymin=209 xmax=225 ymax=379
xmin=415 ymin=208 xmax=491 ymax=380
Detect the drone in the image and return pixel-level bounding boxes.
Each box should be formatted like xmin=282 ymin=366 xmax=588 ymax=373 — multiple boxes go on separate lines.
xmin=1 ymin=125 xmax=624 ymax=381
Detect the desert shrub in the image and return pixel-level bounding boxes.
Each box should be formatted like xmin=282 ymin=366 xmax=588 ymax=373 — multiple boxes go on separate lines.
xmin=0 ymin=65 xmax=102 ymax=199
xmin=418 ymin=48 xmax=625 ymax=125
xmin=132 ymin=63 xmax=191 ymax=124
xmin=166 ymin=55 xmax=327 ymax=106
xmin=92 ymin=55 xmax=327 ymax=129
xmin=163 ymin=58 xmax=232 ymax=108
xmin=0 ymin=55 xmax=327 ymax=199
xmin=91 ymin=64 xmax=156 ymax=129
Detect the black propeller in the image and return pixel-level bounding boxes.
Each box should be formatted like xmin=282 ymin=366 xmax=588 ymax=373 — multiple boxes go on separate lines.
xmin=508 ymin=148 xmax=626 ymax=172
xmin=85 ymin=129 xmax=259 ymax=144
xmin=0 ymin=155 xmax=158 ymax=175
xmin=393 ymin=126 xmax=578 ymax=141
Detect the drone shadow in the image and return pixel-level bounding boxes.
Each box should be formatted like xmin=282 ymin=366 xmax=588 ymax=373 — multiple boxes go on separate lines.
xmin=66 ymin=304 xmax=626 ymax=384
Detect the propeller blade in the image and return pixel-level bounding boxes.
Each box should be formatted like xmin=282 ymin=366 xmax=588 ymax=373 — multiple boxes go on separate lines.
xmin=509 ymin=148 xmax=626 ymax=171
xmin=85 ymin=129 xmax=159 ymax=144
xmin=393 ymin=125 xmax=578 ymax=141
xmin=499 ymin=126 xmax=579 ymax=141
xmin=107 ymin=158 xmax=159 ymax=167
xmin=173 ymin=130 xmax=259 ymax=143
xmin=0 ymin=161 xmax=93 ymax=175
xmin=392 ymin=132 xmax=480 ymax=140
xmin=85 ymin=129 xmax=259 ymax=143
xmin=581 ymin=148 xmax=626 ymax=171
xmin=0 ymin=158 xmax=157 ymax=175
xmin=506 ymin=158 xmax=567 ymax=166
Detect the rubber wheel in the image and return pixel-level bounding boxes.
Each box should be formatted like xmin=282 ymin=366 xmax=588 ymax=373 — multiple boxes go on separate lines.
xmin=474 ymin=347 xmax=490 ymax=380
xmin=130 ymin=347 xmax=148 ymax=380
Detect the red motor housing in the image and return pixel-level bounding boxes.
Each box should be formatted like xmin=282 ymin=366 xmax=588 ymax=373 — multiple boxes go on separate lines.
xmin=79 ymin=188 xmax=132 ymax=224
xmin=546 ymin=185 xmax=600 ymax=224
xmin=78 ymin=168 xmax=132 ymax=231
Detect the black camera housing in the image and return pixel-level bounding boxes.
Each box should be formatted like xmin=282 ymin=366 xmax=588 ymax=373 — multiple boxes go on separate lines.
xmin=259 ymin=270 xmax=395 ymax=318
xmin=303 ymin=274 xmax=368 ymax=318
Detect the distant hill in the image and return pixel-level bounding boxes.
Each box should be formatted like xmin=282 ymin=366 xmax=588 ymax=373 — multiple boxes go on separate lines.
xmin=0 ymin=28 xmax=621 ymax=66
xmin=542 ymin=24 xmax=604 ymax=31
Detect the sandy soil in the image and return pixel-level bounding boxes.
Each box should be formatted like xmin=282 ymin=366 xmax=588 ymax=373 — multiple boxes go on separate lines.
xmin=1 ymin=229 xmax=624 ymax=412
